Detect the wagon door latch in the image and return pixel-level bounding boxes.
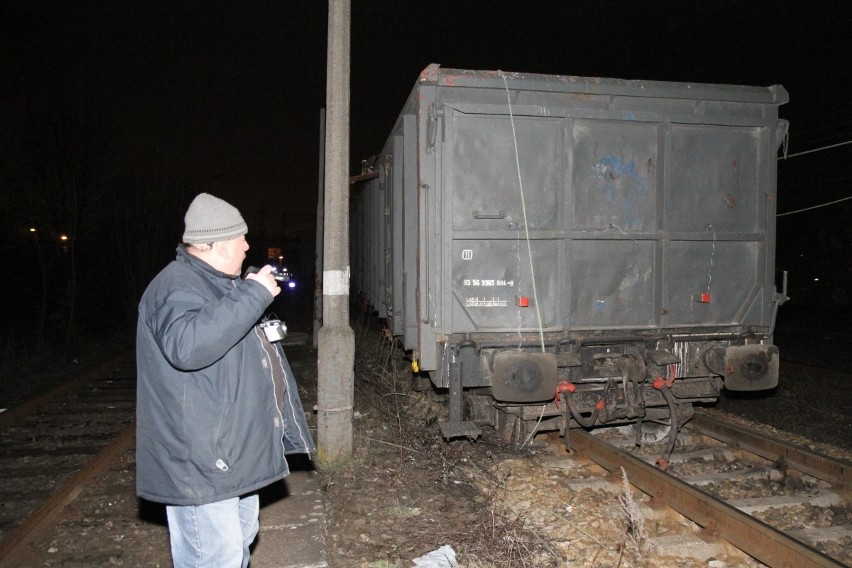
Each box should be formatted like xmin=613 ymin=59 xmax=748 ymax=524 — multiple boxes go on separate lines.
xmin=427 ymin=103 xmax=443 ymax=151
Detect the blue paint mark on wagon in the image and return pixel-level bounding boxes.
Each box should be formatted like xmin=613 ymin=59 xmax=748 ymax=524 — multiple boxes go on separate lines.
xmin=594 ymin=155 xmax=648 ymax=199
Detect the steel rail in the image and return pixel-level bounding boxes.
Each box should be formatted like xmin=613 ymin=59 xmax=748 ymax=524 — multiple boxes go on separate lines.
xmin=0 ymin=352 xmax=132 ymax=429
xmin=0 ymin=422 xmax=136 ymax=566
xmin=570 ymin=427 xmax=845 ymax=568
xmin=692 ymin=411 xmax=852 ymax=488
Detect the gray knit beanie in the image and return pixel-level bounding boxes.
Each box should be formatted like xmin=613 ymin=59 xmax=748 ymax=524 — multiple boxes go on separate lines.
xmin=182 ymin=193 xmax=248 ymax=244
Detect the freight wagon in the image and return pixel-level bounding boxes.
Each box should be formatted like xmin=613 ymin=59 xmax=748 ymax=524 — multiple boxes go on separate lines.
xmin=351 ymin=65 xmax=789 ymax=461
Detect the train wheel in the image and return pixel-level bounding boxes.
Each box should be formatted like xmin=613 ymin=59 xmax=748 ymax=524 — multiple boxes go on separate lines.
xmin=633 ymin=403 xmax=695 ymax=445
xmin=633 ymin=420 xmax=671 ymax=444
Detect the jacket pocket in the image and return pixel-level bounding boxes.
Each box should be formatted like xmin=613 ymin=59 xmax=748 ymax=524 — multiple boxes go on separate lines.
xmin=214 ymin=402 xmax=235 ymax=466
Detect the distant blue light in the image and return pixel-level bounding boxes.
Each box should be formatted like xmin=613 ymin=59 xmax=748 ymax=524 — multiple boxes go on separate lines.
xmin=288 ymin=281 xmax=296 ymax=289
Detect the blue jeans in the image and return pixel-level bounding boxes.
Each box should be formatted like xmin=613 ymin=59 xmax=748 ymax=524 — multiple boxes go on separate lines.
xmin=166 ymin=494 xmax=260 ymax=568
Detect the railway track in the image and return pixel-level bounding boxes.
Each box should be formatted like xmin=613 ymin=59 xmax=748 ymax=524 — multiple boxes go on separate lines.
xmin=1 ymin=335 xmax=849 ymax=567
xmin=0 ymin=353 xmax=138 ymax=565
xmin=573 ymin=410 xmax=851 ymax=567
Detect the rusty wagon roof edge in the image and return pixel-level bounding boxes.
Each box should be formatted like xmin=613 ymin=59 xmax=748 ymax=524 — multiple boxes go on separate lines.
xmin=417 ymin=63 xmax=788 ymax=105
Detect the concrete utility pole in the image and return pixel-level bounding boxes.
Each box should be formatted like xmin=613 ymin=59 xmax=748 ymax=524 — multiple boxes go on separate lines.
xmin=317 ymin=0 xmax=353 ymax=463
xmin=313 ymin=108 xmax=325 ymax=349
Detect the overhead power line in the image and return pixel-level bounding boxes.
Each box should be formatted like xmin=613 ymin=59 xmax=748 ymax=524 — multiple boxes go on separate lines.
xmin=780 ymin=139 xmax=852 ymax=159
xmin=777 ymin=195 xmax=852 ymax=217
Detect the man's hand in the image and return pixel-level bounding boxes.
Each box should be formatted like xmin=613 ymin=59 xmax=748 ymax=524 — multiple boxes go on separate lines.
xmin=245 ymin=265 xmax=281 ymax=297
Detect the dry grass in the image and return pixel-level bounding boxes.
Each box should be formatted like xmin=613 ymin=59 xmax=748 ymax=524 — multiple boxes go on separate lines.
xmin=618 ymin=466 xmax=646 ymax=556
xmin=320 ymin=322 xmax=559 ymax=567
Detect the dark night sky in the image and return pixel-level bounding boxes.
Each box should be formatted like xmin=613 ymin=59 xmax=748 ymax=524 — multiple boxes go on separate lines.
xmin=1 ymin=1 xmax=850 ymax=266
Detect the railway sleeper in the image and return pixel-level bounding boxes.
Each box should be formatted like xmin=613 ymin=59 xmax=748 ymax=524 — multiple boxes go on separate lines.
xmin=634 ymin=447 xmax=739 ymax=465
xmin=729 ymin=491 xmax=845 ymax=514
xmin=787 ymin=525 xmax=852 ymax=546
xmin=679 ymin=465 xmax=786 ymax=486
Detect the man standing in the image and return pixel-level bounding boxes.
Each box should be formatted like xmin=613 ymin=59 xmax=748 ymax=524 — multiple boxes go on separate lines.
xmin=136 ymin=193 xmax=315 ymax=567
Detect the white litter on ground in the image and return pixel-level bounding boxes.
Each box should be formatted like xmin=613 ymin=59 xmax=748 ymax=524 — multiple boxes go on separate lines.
xmin=412 ymin=545 xmax=458 ymax=568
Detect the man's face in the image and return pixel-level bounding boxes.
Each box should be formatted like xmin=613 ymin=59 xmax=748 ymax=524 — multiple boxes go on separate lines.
xmin=218 ymin=235 xmax=249 ymax=276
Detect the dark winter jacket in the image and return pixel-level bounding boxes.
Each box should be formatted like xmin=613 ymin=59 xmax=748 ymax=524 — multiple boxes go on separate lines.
xmin=136 ymin=246 xmax=315 ymax=506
